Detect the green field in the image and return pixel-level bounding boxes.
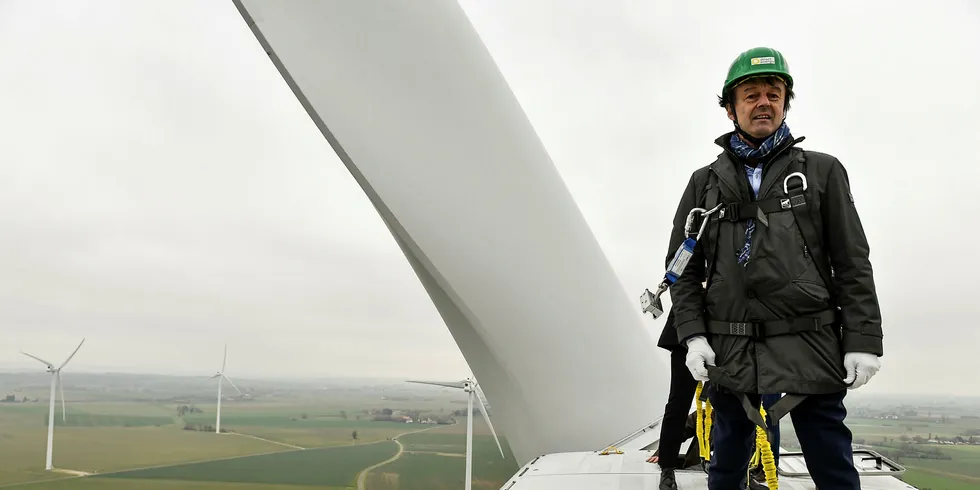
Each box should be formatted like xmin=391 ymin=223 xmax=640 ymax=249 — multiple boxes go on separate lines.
xmin=98 ymin=441 xmax=399 ymax=487
xmin=0 ymin=407 xmax=289 ymax=487
xmin=0 ymin=478 xmax=346 ymax=490
xmin=841 ymin=417 xmax=980 ymax=488
xmin=896 ymin=445 xmax=980 ymax=489
xmin=5 ymin=373 xmax=973 ymax=490
xmin=364 ymin=452 xmax=515 ymax=490
xmin=768 ymin=414 xmax=980 ymax=489
xmin=0 ymin=386 xmax=472 ymax=490
xmin=362 ymin=422 xmax=520 ymax=490
xmin=778 ymin=416 xmax=980 ymax=489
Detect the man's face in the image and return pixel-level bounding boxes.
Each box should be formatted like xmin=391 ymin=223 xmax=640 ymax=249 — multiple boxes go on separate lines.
xmin=727 ymin=78 xmax=786 ymax=140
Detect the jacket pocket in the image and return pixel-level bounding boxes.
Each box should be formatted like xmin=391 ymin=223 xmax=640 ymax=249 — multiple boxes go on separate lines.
xmin=766 ymin=323 xmax=846 ymax=386
xmin=745 ymin=209 xmax=811 ymax=294
xmin=793 ymin=278 xmax=832 ymax=308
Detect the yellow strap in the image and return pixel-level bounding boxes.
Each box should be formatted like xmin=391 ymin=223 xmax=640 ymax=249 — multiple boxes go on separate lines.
xmin=694 ymin=383 xmax=778 ymax=488
xmin=754 ymin=406 xmax=779 ymax=489
xmin=599 ymin=445 xmax=623 ymax=455
xmin=694 ymin=382 xmax=712 ymax=461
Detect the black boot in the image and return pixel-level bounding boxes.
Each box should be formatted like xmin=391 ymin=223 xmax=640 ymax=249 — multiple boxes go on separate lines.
xmin=659 ymin=468 xmax=677 ymax=490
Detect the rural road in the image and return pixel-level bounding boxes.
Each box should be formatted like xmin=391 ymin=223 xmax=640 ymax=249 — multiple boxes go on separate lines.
xmin=355 ymin=423 xmax=447 ymax=490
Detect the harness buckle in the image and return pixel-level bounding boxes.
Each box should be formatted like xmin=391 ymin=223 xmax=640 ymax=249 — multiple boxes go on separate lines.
xmin=720 ymin=202 xmax=739 ymax=221
xmin=728 ymin=322 xmax=757 ymax=336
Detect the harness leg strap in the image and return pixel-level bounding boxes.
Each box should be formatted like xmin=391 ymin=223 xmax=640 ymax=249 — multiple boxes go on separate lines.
xmin=765 ymin=394 xmax=807 ymax=426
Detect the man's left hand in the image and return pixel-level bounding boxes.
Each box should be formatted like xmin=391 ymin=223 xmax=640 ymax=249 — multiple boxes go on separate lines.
xmin=843 ymin=352 xmax=881 ymax=389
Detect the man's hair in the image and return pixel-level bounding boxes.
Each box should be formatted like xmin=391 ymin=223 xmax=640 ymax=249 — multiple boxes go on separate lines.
xmin=717 ymin=75 xmax=795 ymax=111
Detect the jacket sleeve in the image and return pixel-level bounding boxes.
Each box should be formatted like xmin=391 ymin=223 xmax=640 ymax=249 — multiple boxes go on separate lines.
xmin=668 ymin=172 xmax=708 ymax=344
xmin=822 ymin=159 xmax=884 ymax=356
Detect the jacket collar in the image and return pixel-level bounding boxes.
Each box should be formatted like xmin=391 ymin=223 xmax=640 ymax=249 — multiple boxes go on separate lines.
xmin=710 ymin=131 xmax=806 ymax=201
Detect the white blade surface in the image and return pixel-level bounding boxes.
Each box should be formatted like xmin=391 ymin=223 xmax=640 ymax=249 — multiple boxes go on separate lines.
xmin=232 ymin=0 xmax=668 ymax=464
xmin=476 ymin=383 xmax=505 ymax=458
xmin=58 ymin=338 xmax=85 ymax=370
xmin=221 ymin=344 xmax=227 ymax=373
xmin=21 ymin=351 xmax=55 ymax=369
xmin=57 ymin=371 xmax=66 ymax=421
xmin=222 ymin=374 xmax=244 ymax=396
xmin=406 ymin=379 xmax=467 ymax=390
xmin=474 ymin=385 xmax=506 ymax=458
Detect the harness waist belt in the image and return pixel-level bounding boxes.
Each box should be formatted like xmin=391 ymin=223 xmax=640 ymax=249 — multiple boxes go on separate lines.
xmin=706 ymin=308 xmax=838 ymax=338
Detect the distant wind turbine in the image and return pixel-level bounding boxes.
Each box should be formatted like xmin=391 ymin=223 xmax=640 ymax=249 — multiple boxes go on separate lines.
xmin=211 ymin=344 xmax=243 ymax=434
xmin=21 ymin=338 xmax=85 ymax=471
xmin=407 ymin=377 xmax=504 ymax=490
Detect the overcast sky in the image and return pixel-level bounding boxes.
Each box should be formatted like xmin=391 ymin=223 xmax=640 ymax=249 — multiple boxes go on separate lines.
xmin=0 ymin=1 xmax=978 ymax=396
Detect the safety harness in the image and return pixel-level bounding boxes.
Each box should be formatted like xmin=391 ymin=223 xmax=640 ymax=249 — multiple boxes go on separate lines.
xmin=696 ymin=146 xmax=841 ymax=487
xmin=701 ymin=145 xmax=839 ymax=340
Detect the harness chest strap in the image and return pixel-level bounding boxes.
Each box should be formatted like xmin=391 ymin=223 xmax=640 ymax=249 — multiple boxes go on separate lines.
xmin=716 ymin=195 xmax=796 ymax=223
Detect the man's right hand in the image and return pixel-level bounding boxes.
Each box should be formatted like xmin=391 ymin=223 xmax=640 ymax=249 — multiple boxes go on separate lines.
xmin=684 ymin=335 xmax=715 ymax=382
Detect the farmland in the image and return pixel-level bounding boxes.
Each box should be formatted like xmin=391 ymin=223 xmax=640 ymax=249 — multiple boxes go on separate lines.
xmin=777 ymin=394 xmax=980 ymax=489
xmin=362 ymin=417 xmax=520 ymax=490
xmin=0 ymin=372 xmax=497 ymax=489
xmin=3 ymin=371 xmax=978 ymax=490
xmin=99 ymin=440 xmax=400 ymax=487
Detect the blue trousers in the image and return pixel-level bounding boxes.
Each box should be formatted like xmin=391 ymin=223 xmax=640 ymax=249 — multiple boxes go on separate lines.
xmin=707 ymin=388 xmax=859 ymax=490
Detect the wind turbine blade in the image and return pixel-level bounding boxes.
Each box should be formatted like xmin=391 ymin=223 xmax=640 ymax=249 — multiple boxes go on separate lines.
xmin=21 ymin=351 xmax=55 ymax=368
xmin=475 ymin=385 xmax=504 ymax=458
xmin=405 ymin=379 xmax=467 ymax=389
xmin=222 ymin=374 xmax=244 ymax=396
xmin=58 ymin=338 xmax=85 ymax=370
xmin=221 ymin=344 xmax=227 ymax=373
xmin=58 ymin=372 xmax=66 ymax=422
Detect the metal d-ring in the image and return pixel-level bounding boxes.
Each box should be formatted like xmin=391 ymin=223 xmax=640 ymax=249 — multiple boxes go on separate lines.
xmin=783 ymin=171 xmax=807 ymax=194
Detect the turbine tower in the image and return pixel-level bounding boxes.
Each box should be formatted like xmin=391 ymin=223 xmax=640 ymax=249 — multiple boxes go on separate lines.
xmin=408 ymin=378 xmax=504 ymax=490
xmin=211 ymin=344 xmax=243 ymax=434
xmin=21 ymin=338 xmax=85 ymax=471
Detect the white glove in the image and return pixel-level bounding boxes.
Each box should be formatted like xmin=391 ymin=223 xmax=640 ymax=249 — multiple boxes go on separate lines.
xmin=685 ymin=335 xmax=716 ymax=382
xmin=842 ymin=352 xmax=881 ymax=389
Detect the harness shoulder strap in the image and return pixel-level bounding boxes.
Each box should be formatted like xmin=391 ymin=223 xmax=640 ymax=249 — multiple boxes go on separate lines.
xmin=784 ymin=150 xmax=837 ymax=300
xmin=703 ymin=170 xmax=721 ymax=287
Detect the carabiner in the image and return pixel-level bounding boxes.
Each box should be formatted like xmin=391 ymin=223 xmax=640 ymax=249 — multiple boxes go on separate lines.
xmin=685 ymin=203 xmax=723 ymax=240
xmin=684 ymin=207 xmax=707 ymax=236
xmin=644 ymin=203 xmax=721 ymax=320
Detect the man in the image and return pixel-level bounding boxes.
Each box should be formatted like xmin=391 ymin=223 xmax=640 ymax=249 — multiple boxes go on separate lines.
xmin=650 ymin=308 xmax=699 ymax=490
xmin=666 ymin=46 xmax=884 ymax=490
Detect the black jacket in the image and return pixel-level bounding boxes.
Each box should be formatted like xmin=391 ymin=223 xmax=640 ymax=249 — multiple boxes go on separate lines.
xmin=666 ymin=132 xmax=883 ymax=395
xmin=656 ymin=308 xmax=683 ymax=352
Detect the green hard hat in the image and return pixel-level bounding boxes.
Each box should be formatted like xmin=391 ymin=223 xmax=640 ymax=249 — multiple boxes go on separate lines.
xmin=722 ymin=47 xmax=793 ymax=94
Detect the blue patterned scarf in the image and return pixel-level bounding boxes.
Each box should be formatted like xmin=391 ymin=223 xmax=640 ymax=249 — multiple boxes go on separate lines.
xmin=729 ymin=122 xmax=793 ymax=265
xmin=729 ymin=122 xmax=792 ymax=162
